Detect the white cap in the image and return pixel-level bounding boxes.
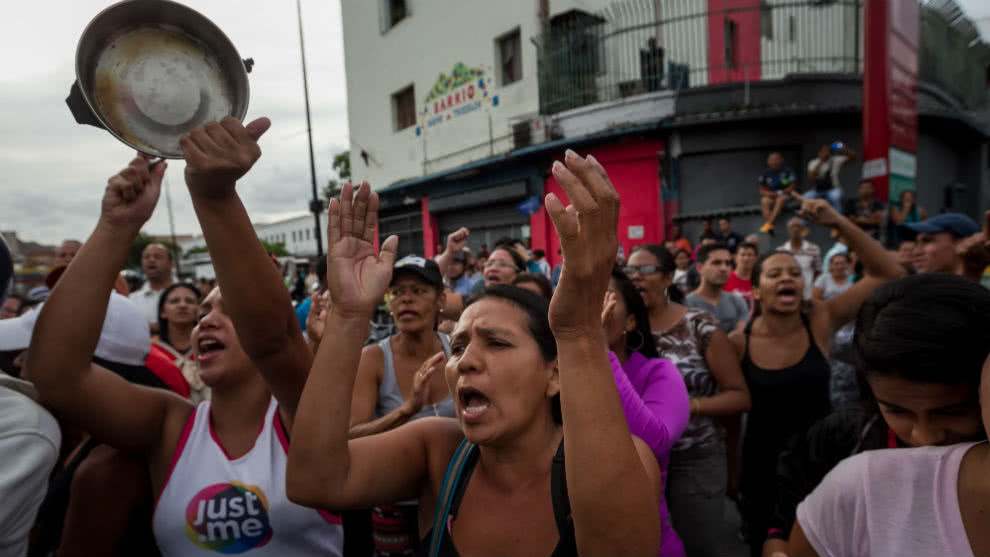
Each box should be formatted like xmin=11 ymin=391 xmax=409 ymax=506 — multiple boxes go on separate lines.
xmin=0 ymin=292 xmax=150 ymax=366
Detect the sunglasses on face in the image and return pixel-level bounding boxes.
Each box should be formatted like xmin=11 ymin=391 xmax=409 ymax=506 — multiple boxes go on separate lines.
xmin=623 ymin=265 xmax=661 ymax=277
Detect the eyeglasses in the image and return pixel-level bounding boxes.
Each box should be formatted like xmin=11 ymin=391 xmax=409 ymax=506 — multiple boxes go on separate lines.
xmin=484 ymin=260 xmax=518 ymax=271
xmin=623 ymin=264 xmax=661 ymax=276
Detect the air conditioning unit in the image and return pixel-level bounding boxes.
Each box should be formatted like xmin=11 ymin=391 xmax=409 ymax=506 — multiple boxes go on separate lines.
xmin=513 ymin=117 xmax=552 ymax=150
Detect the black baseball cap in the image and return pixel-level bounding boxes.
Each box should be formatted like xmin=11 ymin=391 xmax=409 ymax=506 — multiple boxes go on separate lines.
xmin=392 ymin=255 xmax=444 ymax=289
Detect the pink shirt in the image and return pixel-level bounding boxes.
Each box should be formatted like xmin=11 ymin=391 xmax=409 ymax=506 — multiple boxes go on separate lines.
xmin=797 ymin=442 xmax=980 ymax=557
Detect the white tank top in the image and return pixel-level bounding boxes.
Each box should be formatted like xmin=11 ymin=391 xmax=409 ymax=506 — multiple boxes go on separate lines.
xmin=152 ymin=398 xmax=343 ymax=556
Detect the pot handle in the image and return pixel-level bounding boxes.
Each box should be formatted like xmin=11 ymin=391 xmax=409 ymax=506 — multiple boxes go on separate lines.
xmin=66 ymin=81 xmax=105 ymax=129
xmin=243 ymin=58 xmax=254 ymax=73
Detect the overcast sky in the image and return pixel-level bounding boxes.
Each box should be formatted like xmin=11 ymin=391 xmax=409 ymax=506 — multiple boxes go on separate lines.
xmin=0 ymin=0 xmax=347 ymax=245
xmin=0 ymin=1 xmax=987 ymax=246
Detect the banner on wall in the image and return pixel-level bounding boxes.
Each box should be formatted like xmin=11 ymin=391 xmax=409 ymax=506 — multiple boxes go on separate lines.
xmin=416 ymin=62 xmax=500 ymax=136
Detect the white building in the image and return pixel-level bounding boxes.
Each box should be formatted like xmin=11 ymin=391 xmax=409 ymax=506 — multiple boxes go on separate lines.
xmin=341 ymin=0 xmax=622 ymax=190
xmin=178 ymin=212 xmax=328 ymax=279
xmin=254 ymin=212 xmax=329 ymax=257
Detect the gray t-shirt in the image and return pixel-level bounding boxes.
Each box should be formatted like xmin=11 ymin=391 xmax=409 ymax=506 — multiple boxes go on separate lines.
xmin=685 ymin=291 xmax=749 ymax=333
xmin=814 ymin=273 xmax=852 ymax=301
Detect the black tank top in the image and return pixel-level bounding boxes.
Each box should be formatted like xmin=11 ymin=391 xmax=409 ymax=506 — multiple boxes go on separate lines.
xmin=742 ymin=314 xmax=832 ymax=443
xmin=421 ymin=440 xmax=577 ymax=557
xmin=740 ymin=314 xmax=832 ymax=477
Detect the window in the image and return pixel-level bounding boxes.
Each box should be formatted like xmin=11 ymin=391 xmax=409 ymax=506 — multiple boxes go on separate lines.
xmin=724 ymin=19 xmax=738 ymax=69
xmin=305 ymin=229 xmax=310 ymax=240
xmin=392 ymin=85 xmax=416 ymax=131
xmin=380 ymin=0 xmax=409 ymax=33
xmin=759 ymin=1 xmax=773 ymax=40
xmin=788 ymin=15 xmax=797 ymax=42
xmin=496 ymin=29 xmax=522 ymax=86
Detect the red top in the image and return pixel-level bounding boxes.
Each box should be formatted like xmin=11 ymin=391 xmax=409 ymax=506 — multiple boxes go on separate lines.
xmin=724 ymin=271 xmax=754 ymax=313
xmin=145 ymin=346 xmax=190 ymax=398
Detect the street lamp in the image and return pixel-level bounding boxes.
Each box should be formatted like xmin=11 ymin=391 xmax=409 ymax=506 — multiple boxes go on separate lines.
xmin=296 ymin=0 xmax=323 ymax=256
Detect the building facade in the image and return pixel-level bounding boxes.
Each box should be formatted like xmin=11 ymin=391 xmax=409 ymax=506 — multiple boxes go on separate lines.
xmin=342 ymin=0 xmax=990 ymax=263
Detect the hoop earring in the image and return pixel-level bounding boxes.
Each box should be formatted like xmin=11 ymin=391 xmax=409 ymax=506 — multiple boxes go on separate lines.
xmin=624 ymin=329 xmax=646 ymax=353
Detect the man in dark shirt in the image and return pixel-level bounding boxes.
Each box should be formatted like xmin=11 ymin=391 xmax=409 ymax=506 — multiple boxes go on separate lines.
xmin=844 ymin=179 xmax=885 ymax=241
xmin=714 ymin=218 xmax=744 ymax=253
xmin=758 ymin=152 xmax=796 ymax=235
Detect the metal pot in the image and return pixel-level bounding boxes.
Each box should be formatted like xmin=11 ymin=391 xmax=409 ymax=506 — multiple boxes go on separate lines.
xmin=66 ymin=0 xmax=253 ymax=159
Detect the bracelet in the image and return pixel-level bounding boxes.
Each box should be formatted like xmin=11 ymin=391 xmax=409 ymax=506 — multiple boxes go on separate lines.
xmin=689 ymin=398 xmax=701 ymax=415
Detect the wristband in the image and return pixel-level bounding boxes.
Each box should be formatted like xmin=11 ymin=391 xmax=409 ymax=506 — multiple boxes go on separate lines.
xmin=689 ymin=398 xmax=701 ymax=415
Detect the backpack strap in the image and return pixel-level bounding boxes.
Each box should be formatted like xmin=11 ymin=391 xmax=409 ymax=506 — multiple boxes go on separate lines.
xmin=428 ymin=438 xmax=476 ymax=557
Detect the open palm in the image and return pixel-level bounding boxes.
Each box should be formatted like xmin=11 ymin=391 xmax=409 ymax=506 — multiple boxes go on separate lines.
xmin=326 ymin=182 xmax=398 ymax=318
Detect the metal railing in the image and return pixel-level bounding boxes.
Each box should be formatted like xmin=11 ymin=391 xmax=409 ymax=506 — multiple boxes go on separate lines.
xmin=920 ymin=0 xmax=990 ymax=109
xmin=536 ymin=0 xmax=988 ymax=115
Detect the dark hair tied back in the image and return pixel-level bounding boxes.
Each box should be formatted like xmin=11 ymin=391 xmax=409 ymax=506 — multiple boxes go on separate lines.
xmin=854 ymin=273 xmax=990 ymax=387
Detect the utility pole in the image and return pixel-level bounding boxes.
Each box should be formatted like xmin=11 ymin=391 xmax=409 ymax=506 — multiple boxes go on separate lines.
xmin=164 ymin=173 xmax=182 ymax=276
xmin=297 ymin=0 xmax=324 ymax=256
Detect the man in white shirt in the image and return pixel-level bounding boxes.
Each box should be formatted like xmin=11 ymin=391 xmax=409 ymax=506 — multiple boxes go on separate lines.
xmin=128 ymin=243 xmax=174 ymax=334
xmin=806 ymin=142 xmax=857 ymax=212
xmin=777 ymin=218 xmax=823 ymax=300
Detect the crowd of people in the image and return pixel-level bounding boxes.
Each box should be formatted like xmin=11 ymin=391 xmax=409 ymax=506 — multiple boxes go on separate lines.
xmin=0 ymin=117 xmax=989 ymax=557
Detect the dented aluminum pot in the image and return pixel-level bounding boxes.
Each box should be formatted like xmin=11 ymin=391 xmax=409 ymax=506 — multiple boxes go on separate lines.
xmin=66 ymin=0 xmax=253 ymax=159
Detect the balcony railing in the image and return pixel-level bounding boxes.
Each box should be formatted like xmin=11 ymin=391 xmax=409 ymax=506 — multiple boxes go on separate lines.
xmin=536 ymin=0 xmax=988 ymax=115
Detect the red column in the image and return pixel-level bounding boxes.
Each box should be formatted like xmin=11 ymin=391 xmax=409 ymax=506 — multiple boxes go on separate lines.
xmin=421 ymin=198 xmax=438 ymax=257
xmin=862 ymin=0 xmax=891 ymax=201
xmin=862 ymin=0 xmax=919 ymax=202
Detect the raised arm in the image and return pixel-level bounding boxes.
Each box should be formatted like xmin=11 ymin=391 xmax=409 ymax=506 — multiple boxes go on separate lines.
xmin=181 ymin=117 xmax=310 ymax=425
xmin=24 ymin=157 xmax=191 ymax=456
xmin=548 ymin=151 xmax=661 ymax=556
xmin=434 ymin=227 xmax=469 ymax=278
xmin=791 ymin=193 xmax=904 ymax=335
xmin=288 ymin=182 xmax=442 ymax=510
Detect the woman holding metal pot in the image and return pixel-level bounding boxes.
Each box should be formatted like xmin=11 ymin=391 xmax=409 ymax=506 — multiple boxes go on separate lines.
xmin=25 ymin=117 xmax=344 ymax=557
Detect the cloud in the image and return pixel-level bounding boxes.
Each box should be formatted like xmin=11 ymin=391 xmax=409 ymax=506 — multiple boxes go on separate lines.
xmin=0 ymin=0 xmax=349 ymax=245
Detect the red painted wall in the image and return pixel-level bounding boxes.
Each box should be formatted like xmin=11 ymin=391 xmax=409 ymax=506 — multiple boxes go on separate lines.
xmin=540 ymin=140 xmax=665 ymax=268
xmin=706 ymin=0 xmax=762 ymax=85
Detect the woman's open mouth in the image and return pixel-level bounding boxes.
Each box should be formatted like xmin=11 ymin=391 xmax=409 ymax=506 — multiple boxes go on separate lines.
xmin=457 ymin=386 xmax=491 ymax=421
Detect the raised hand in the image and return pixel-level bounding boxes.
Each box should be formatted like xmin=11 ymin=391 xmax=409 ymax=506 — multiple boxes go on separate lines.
xmin=402 ymin=352 xmax=445 ymax=415
xmin=100 ymin=154 xmax=166 ymax=231
xmin=546 ymin=150 xmax=620 ymax=339
xmin=180 ymin=116 xmax=271 ymax=200
xmin=600 ymin=291 xmax=618 ymax=332
xmin=326 ymin=182 xmax=398 ymax=319
xmin=956 ymin=210 xmax=990 ymax=271
xmin=446 ymin=227 xmax=469 ymax=255
xmin=791 ymin=191 xmax=841 ymax=227
xmin=305 ymin=291 xmax=331 ymax=347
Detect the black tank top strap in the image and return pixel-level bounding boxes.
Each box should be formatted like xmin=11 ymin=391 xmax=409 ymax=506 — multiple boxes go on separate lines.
xmin=424 ymin=439 xmax=577 ymax=557
xmin=742 ymin=316 xmax=756 ymax=362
